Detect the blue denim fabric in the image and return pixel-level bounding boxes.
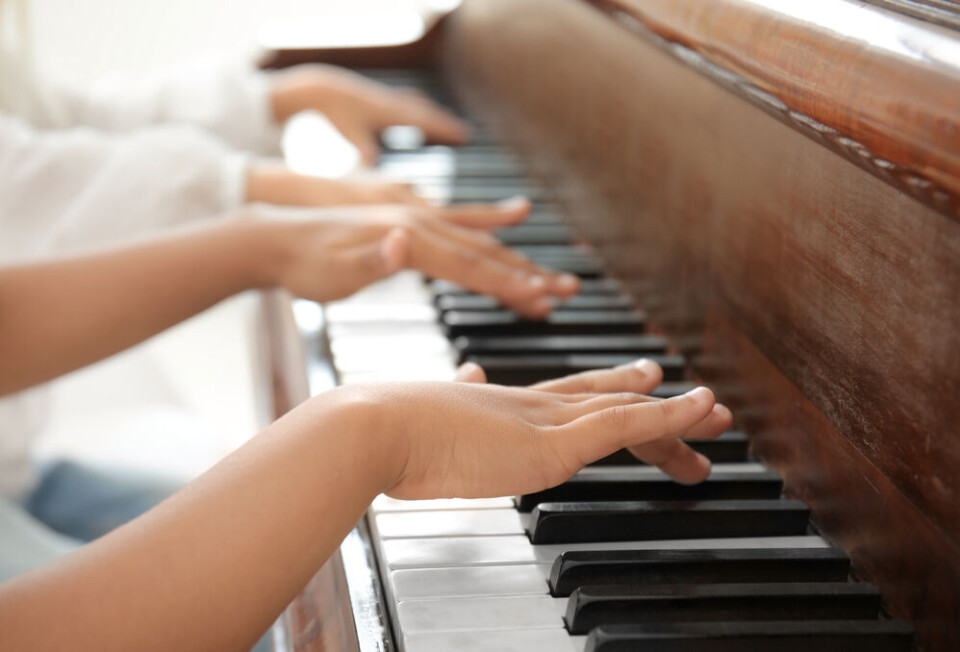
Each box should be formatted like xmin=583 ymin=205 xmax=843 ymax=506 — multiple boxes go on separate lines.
xmin=1 ymin=460 xmax=273 ymax=651
xmin=23 ymin=460 xmax=182 ymax=542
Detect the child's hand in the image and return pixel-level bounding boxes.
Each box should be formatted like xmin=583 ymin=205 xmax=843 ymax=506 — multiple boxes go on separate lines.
xmin=246 ymin=163 xmax=430 ymax=207
xmin=328 ymin=379 xmax=720 ymax=501
xmin=453 ymin=359 xmax=733 ymax=483
xmin=270 ymin=64 xmax=469 ymax=164
xmin=251 ymin=201 xmax=578 ymax=317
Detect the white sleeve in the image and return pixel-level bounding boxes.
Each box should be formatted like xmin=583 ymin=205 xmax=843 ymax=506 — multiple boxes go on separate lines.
xmin=0 ymin=114 xmax=249 ymax=263
xmin=39 ymin=57 xmax=282 ymax=157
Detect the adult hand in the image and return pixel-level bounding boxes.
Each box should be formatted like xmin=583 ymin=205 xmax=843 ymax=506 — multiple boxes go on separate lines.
xmin=270 ymin=64 xmax=469 ymax=164
xmin=327 ymin=380 xmax=720 ymax=500
xmin=253 ymin=201 xmax=579 ymax=316
xmin=452 ymin=358 xmax=733 ymax=483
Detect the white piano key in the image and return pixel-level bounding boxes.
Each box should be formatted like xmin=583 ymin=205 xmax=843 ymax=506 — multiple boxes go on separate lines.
xmin=397 ymin=594 xmax=567 ymax=633
xmin=326 ymin=303 xmax=438 ymax=324
xmin=331 ymin=333 xmax=452 ymax=360
xmin=375 ymin=509 xmax=525 ymax=538
xmin=391 ymin=564 xmax=552 ymax=600
xmin=328 ymin=270 xmax=433 ymax=304
xmin=329 ymin=321 xmax=439 ymax=338
xmin=340 ymin=367 xmax=457 ymax=384
xmin=371 ymin=495 xmax=515 ymax=514
xmin=381 ymin=534 xmax=830 ymax=569
xmin=403 ymin=628 xmax=584 ymax=652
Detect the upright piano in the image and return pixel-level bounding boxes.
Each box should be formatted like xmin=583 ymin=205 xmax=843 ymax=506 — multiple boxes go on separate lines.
xmin=259 ymin=1 xmax=960 ymax=650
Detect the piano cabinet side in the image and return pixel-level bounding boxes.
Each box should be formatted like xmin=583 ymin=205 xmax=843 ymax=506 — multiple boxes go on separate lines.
xmin=444 ymin=0 xmax=960 ymax=649
xmin=257 ymin=290 xmax=362 ymax=652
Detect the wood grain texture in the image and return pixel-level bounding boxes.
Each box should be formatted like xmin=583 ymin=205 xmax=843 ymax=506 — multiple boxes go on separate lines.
xmin=590 ymin=0 xmax=960 ymax=219
xmin=446 ymin=0 xmax=960 ymax=648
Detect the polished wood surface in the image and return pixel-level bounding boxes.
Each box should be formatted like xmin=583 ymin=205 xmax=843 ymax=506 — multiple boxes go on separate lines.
xmin=259 ymin=292 xmax=361 ymax=652
xmin=265 ymin=0 xmax=960 ymax=649
xmin=446 ymin=0 xmax=960 ymax=649
xmin=590 ymin=0 xmax=960 ymax=218
xmin=283 ymin=549 xmax=360 ymax=652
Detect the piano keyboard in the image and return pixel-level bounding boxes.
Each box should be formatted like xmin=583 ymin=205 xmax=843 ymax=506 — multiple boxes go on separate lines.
xmin=304 ymin=68 xmax=913 ymax=652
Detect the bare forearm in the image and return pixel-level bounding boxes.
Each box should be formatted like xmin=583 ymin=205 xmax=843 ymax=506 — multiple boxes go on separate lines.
xmin=0 ymin=219 xmax=285 ymax=395
xmin=0 ymin=390 xmax=389 ymax=652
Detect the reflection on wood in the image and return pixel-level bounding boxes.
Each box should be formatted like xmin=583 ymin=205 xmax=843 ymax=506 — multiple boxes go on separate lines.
xmin=285 ymin=551 xmax=361 ymax=652
xmin=260 ymin=292 xmax=361 ymax=652
xmin=591 ymin=0 xmax=960 ymax=218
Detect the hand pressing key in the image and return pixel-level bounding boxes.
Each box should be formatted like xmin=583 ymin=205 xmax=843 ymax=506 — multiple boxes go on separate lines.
xmin=453 ymin=357 xmax=733 ymax=484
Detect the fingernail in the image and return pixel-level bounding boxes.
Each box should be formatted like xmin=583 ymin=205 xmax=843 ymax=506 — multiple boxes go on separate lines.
xmin=457 ymin=361 xmax=482 ymax=377
xmin=687 ymin=386 xmax=714 ymax=405
xmin=634 ymin=358 xmax=659 ymax=375
xmin=497 ymin=195 xmax=528 ymax=210
xmin=528 ymin=275 xmax=547 ymax=289
xmin=557 ymin=273 xmax=579 ymax=292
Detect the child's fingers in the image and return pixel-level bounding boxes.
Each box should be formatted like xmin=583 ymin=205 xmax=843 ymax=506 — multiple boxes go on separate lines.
xmin=555 ymin=387 xmax=716 ymax=464
xmin=454 ymin=362 xmax=487 ymax=384
xmin=435 ymin=197 xmax=532 ymax=229
xmin=531 ymin=359 xmax=663 ymax=395
xmin=626 ymin=439 xmax=712 ymax=485
xmin=676 ymin=404 xmax=734 ymax=440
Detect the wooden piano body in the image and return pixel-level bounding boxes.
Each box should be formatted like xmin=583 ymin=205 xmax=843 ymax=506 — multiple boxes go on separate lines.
xmin=261 ymin=1 xmax=960 ymax=650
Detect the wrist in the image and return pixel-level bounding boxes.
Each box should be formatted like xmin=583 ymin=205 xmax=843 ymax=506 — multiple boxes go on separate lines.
xmin=247 ymin=163 xmax=321 ymax=207
xmin=219 ymin=217 xmax=297 ymax=290
xmin=296 ymin=385 xmax=406 ymax=498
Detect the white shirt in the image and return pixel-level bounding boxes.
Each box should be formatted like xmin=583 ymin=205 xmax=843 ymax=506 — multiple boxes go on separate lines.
xmin=0 ymin=50 xmax=282 ymax=497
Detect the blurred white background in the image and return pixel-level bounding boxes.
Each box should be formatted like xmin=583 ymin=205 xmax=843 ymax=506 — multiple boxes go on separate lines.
xmin=28 ymin=0 xmax=440 ymax=481
xmin=30 ymin=0 xmax=450 ymax=83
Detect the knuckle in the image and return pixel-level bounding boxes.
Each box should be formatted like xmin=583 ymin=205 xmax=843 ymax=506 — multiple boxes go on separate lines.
xmin=655 ymin=397 xmax=675 ymax=424
xmin=457 ymin=247 xmax=482 ymax=265
xmin=573 ymin=371 xmax=601 ymax=393
xmin=605 ymin=403 xmax=632 ymax=431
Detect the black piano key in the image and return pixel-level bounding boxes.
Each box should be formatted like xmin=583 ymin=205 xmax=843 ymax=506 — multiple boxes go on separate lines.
xmin=432 ymin=277 xmax=624 ymax=296
xmin=520 ymin=211 xmax=566 ymax=227
xmin=591 ymin=431 xmax=750 ymax=466
xmin=649 ymin=382 xmax=698 ymax=398
xmin=447 ymin=184 xmax=549 ymax=203
xmin=513 ymin=244 xmax=593 ymax=257
xmin=521 ymin=256 xmax=605 ymax=277
xmin=565 ymin=582 xmax=882 ymax=634
xmin=584 ymin=621 xmax=914 ymax=652
xmin=521 ymin=250 xmax=600 ymax=265
xmin=465 ymin=353 xmax=685 ymax=385
xmin=516 ymin=469 xmax=782 ymax=512
xmin=496 ymin=225 xmax=575 ymax=245
xmin=388 ymin=161 xmax=525 ymax=180
xmin=381 ymin=149 xmax=516 ymax=166
xmin=526 ymin=499 xmax=810 ymax=544
xmin=454 ymin=334 xmax=668 ymax=358
xmin=437 ymin=293 xmax=636 ymax=313
xmin=446 ymin=145 xmax=514 ymax=157
xmin=549 ymin=548 xmax=851 ymax=597
xmin=442 ymin=310 xmax=646 ymax=337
